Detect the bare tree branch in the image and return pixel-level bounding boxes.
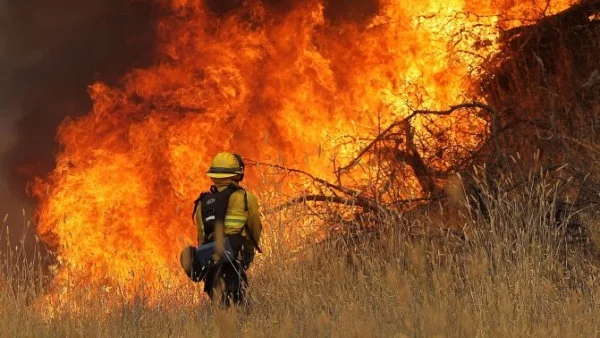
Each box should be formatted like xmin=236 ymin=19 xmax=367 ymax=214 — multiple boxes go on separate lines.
xmin=338 ymin=102 xmax=499 ymax=175
xmin=247 ymin=161 xmax=402 ymax=218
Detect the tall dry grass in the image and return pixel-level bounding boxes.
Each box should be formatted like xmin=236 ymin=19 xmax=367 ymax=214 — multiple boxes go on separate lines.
xmin=1 ymin=170 xmax=600 ymax=337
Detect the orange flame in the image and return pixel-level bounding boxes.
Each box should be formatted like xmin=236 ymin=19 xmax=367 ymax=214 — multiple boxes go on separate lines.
xmin=32 ymin=0 xmax=574 ymax=307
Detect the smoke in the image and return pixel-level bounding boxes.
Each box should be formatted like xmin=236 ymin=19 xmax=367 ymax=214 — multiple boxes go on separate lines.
xmin=204 ymin=0 xmax=381 ymax=22
xmin=323 ymin=0 xmax=380 ymax=24
xmin=0 ymin=0 xmax=158 ymax=247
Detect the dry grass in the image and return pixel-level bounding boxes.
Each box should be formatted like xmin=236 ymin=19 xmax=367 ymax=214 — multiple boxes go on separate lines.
xmin=1 ymin=171 xmax=600 ymax=337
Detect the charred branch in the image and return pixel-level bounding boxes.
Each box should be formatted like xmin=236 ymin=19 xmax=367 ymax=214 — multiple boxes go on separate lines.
xmin=337 ymin=102 xmax=499 ymax=196
xmin=339 ymin=102 xmax=499 ymax=174
xmin=268 ymin=193 xmax=442 ymax=215
xmin=248 ymin=161 xmax=402 ymax=219
xmin=253 ymin=102 xmax=501 ymax=223
xmin=400 ymin=122 xmax=438 ymax=195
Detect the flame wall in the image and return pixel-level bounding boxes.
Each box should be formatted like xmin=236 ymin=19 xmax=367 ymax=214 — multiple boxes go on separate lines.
xmin=30 ymin=0 xmax=575 ymax=298
xmin=0 ymin=0 xmax=159 ymax=261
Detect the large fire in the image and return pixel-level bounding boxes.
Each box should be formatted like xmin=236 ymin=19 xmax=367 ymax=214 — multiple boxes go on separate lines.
xmin=32 ymin=0 xmax=574 ymax=307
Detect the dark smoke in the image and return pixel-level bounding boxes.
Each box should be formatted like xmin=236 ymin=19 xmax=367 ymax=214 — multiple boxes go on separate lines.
xmin=205 ymin=0 xmax=244 ymax=15
xmin=0 ymin=0 xmax=159 ymax=249
xmin=323 ymin=0 xmax=380 ymax=24
xmin=203 ymin=0 xmax=382 ymax=23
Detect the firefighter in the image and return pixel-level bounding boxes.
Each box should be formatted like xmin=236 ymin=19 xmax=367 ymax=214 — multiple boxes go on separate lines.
xmin=180 ymin=152 xmax=262 ymax=305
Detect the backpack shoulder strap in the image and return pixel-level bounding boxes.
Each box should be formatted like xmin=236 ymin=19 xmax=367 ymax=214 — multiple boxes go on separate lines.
xmin=192 ymin=192 xmax=208 ymax=224
xmin=225 ymin=184 xmax=248 ymax=210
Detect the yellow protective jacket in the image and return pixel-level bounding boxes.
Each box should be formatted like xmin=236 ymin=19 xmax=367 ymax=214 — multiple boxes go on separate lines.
xmin=194 ymin=181 xmax=262 ymax=251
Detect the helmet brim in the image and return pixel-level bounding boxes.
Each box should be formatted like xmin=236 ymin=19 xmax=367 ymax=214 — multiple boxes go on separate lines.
xmin=207 ymin=172 xmax=239 ymax=178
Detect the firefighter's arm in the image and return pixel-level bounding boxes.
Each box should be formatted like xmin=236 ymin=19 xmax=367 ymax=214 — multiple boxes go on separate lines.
xmin=246 ymin=192 xmax=262 ymax=250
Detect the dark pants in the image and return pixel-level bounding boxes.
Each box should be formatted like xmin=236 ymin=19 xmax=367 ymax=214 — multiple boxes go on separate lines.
xmin=203 ymin=234 xmax=251 ymax=306
xmin=203 ymin=260 xmax=248 ymax=306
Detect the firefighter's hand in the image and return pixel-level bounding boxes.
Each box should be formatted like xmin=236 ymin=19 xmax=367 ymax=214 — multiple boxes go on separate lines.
xmin=243 ymin=246 xmax=255 ymax=269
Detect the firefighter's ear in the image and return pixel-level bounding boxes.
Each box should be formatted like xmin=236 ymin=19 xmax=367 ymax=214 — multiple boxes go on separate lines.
xmin=233 ymin=153 xmax=245 ymax=172
xmin=233 ymin=153 xmax=245 ymax=181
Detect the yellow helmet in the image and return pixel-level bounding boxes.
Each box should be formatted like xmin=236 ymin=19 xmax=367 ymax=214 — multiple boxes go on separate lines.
xmin=206 ymin=152 xmax=245 ymax=179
